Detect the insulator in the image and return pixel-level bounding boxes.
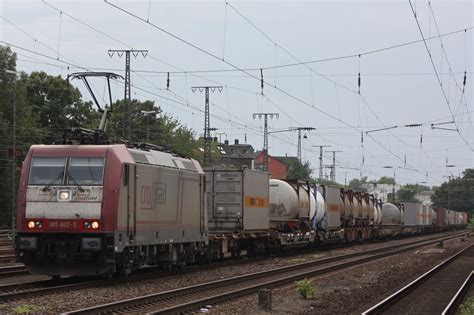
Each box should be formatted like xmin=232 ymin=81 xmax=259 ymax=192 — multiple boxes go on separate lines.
xmin=463 ymin=71 xmax=467 ymax=86
xmin=166 ymin=72 xmax=170 ymax=90
xmin=358 ymin=72 xmax=361 ymax=94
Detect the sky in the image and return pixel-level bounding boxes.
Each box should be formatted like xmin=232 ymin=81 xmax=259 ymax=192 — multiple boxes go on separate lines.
xmin=1 ymin=0 xmax=473 ymax=186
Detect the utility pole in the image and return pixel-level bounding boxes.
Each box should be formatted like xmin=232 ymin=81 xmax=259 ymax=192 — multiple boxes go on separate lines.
xmin=328 ymin=150 xmax=342 ymax=182
xmin=291 ymin=127 xmax=315 ymax=161
xmin=108 ymin=49 xmax=148 ymax=140
xmin=312 ymin=145 xmax=331 ymax=180
xmin=253 ymin=113 xmax=279 ymax=172
xmin=6 ymin=70 xmax=17 ymax=233
xmin=191 ymin=86 xmax=223 ymax=166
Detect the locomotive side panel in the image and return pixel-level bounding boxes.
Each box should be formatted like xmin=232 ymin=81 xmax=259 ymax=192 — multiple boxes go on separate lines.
xmin=132 ymin=164 xmax=206 ymax=246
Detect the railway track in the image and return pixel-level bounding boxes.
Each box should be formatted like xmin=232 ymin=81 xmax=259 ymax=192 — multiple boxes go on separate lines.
xmin=63 ymin=231 xmax=469 ymax=315
xmin=362 ymin=243 xmax=474 ymax=315
xmin=0 ymin=264 xmax=28 ymax=277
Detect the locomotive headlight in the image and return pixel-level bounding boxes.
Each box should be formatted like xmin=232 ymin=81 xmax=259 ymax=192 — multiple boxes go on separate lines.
xmin=35 ymin=221 xmax=42 ymax=228
xmin=91 ymin=221 xmax=100 ymax=229
xmin=27 ymin=221 xmax=35 ymax=229
xmin=83 ymin=221 xmax=91 ymax=229
xmin=58 ymin=190 xmax=71 ymax=201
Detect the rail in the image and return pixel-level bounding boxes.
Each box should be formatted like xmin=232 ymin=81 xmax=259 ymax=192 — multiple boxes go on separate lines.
xmin=63 ymin=231 xmax=469 ymax=314
xmin=362 ymin=243 xmax=473 ymax=314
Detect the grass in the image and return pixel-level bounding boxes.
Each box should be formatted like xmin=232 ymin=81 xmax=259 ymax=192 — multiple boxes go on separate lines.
xmin=13 ymin=304 xmax=45 ymax=314
xmin=296 ymin=278 xmax=316 ymax=299
xmin=459 ymin=296 xmax=474 ymax=315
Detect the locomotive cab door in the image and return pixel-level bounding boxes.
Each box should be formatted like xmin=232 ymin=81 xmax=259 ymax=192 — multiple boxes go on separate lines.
xmin=126 ymin=164 xmax=137 ymax=242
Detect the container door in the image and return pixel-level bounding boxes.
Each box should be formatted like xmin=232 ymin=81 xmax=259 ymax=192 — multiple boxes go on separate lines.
xmin=127 ymin=164 xmax=137 ymax=241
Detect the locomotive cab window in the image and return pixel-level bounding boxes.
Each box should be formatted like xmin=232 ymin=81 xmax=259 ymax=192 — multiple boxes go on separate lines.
xmin=29 ymin=157 xmax=66 ymax=185
xmin=67 ymin=157 xmax=105 ymax=186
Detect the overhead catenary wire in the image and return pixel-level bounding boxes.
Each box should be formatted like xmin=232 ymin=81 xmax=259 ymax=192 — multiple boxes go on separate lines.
xmin=1 ymin=2 xmax=466 ymax=184
xmin=408 ymin=0 xmax=473 ymax=152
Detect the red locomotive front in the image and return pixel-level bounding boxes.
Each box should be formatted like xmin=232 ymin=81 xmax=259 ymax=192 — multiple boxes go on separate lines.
xmin=15 ymin=144 xmax=132 ymax=276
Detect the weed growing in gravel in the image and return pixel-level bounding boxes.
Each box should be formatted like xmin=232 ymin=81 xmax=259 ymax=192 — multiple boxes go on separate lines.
xmin=459 ymin=296 xmax=474 ymax=315
xmin=469 ymin=218 xmax=474 ymax=232
xmin=13 ymin=304 xmax=45 ymax=314
xmin=296 ymin=278 xmax=316 ymax=299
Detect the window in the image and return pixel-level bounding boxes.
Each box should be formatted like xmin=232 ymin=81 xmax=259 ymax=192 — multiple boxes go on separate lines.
xmin=67 ymin=157 xmax=105 ymax=185
xmin=29 ymin=157 xmax=66 ymax=185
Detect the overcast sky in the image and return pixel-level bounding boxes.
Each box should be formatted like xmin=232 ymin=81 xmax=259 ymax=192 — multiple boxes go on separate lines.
xmin=1 ymin=0 xmax=473 ymax=186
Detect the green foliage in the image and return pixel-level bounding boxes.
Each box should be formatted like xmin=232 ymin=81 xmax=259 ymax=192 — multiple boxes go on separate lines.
xmin=316 ymin=178 xmax=342 ymax=188
xmin=377 ymin=176 xmax=396 ymax=185
xmin=0 ymin=46 xmax=202 ymax=227
xmin=286 ymin=159 xmax=312 ymax=180
xmin=431 ymin=169 xmax=474 ymax=218
xmin=347 ymin=176 xmax=368 ymax=191
xmin=396 ymin=184 xmax=430 ymax=202
xmin=459 ymin=296 xmax=474 ymax=315
xmin=469 ymin=218 xmax=474 ymax=233
xmin=296 ymin=278 xmax=316 ymax=299
xmin=13 ymin=304 xmax=45 ymax=314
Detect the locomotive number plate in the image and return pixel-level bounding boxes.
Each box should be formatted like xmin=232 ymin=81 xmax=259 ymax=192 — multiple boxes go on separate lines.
xmin=47 ymin=220 xmax=79 ymax=230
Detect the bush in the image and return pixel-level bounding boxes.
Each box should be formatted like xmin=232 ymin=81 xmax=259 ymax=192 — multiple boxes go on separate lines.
xmin=296 ymin=278 xmax=316 ymax=299
xmin=459 ymin=296 xmax=474 ymax=315
xmin=469 ymin=218 xmax=474 ymax=232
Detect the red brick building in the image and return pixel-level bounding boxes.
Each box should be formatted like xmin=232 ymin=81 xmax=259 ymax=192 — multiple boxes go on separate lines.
xmin=254 ymin=152 xmax=288 ymax=179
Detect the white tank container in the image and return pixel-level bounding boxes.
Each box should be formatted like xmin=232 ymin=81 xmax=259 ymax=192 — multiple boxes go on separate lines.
xmin=342 ymin=190 xmax=352 ymax=219
xmin=381 ymin=203 xmax=401 ymax=225
xmin=360 ymin=194 xmax=370 ymax=219
xmin=269 ymin=179 xmax=299 ymax=220
xmin=373 ymin=203 xmax=378 ymax=225
xmin=377 ymin=202 xmax=383 ymax=224
xmin=314 ymin=190 xmax=326 ymax=224
xmin=352 ymin=192 xmax=362 ymax=219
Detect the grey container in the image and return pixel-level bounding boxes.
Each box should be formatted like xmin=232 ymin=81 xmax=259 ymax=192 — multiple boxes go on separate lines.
xmin=403 ymin=202 xmax=423 ymax=226
xmin=319 ymin=185 xmax=342 ymax=229
xmin=205 ymin=167 xmax=270 ymax=233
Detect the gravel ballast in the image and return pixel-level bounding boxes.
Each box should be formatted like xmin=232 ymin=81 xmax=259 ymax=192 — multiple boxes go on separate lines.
xmin=1 ymin=231 xmax=469 ymax=314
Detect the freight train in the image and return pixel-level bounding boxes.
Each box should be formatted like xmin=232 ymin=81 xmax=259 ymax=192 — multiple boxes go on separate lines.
xmin=15 ymin=144 xmax=468 ymax=277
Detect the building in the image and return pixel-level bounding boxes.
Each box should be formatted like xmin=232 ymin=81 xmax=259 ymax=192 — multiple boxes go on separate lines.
xmin=254 ymin=152 xmax=299 ymax=179
xmin=217 ymin=139 xmax=255 ymax=168
xmin=362 ymin=183 xmax=401 ymax=202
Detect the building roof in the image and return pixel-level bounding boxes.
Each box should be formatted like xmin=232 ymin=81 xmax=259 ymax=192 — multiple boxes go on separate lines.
xmin=218 ymin=143 xmax=255 ymax=158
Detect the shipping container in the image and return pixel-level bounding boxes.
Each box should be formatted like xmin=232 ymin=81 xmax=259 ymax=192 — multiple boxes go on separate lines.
xmin=319 ymin=185 xmax=343 ymax=229
xmin=403 ymin=202 xmax=423 ymax=226
xmin=205 ymin=167 xmax=270 ymax=233
xmin=435 ymin=208 xmax=446 ymax=225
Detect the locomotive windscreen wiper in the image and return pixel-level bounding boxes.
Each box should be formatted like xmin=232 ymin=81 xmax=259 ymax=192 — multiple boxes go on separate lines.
xmin=41 ymin=172 xmax=65 ymax=192
xmin=67 ymin=171 xmax=85 ymax=192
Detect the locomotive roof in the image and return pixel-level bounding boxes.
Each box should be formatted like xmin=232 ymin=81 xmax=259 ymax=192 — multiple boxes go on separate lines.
xmin=128 ymin=148 xmax=203 ymax=173
xmin=28 ymin=144 xmax=203 ymax=173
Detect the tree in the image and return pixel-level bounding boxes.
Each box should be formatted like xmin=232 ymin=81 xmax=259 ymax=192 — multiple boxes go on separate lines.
xmin=377 ymin=176 xmax=396 ymax=185
xmin=431 ymin=169 xmax=474 ymax=217
xmin=347 ymin=176 xmax=368 ymax=191
xmin=0 ymin=46 xmax=201 ymax=227
xmin=286 ymin=159 xmax=312 ymax=180
xmin=316 ymin=178 xmax=342 ymax=187
xmin=396 ymin=184 xmax=430 ymax=202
